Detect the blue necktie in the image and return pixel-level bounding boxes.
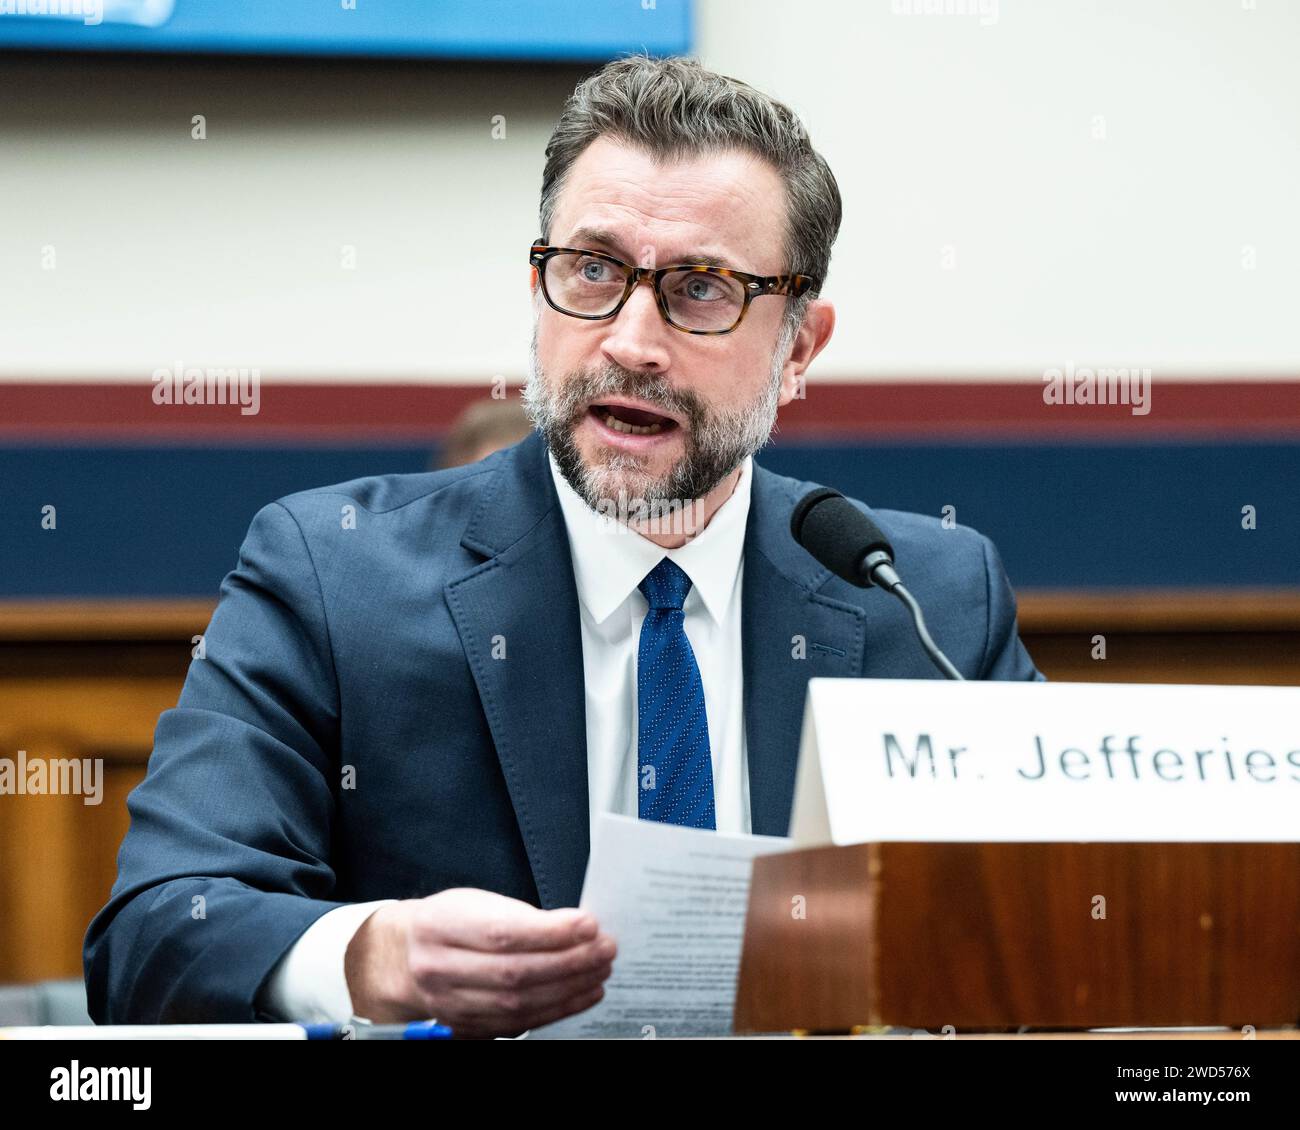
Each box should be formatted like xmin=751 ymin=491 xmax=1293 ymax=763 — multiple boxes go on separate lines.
xmin=636 ymin=558 xmax=716 ymax=829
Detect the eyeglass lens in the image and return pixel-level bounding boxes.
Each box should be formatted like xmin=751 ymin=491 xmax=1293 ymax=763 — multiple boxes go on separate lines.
xmin=544 ymin=251 xmax=746 ymax=332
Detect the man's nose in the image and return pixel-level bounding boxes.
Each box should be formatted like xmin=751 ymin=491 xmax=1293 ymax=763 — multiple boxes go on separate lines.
xmin=600 ymin=278 xmax=671 ymax=372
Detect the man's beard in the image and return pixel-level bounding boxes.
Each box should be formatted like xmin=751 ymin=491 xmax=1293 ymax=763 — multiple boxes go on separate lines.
xmin=521 ymin=323 xmax=787 ymax=514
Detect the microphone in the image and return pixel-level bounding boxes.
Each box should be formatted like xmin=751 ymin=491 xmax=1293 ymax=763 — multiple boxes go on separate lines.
xmin=790 ymin=487 xmax=964 ymax=681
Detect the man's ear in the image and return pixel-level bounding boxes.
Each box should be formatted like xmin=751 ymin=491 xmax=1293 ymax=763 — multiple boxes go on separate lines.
xmin=777 ymin=299 xmax=835 ymax=407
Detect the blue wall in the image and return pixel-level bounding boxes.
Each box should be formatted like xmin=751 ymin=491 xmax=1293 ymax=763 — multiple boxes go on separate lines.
xmin=2 ymin=440 xmax=1296 ymax=597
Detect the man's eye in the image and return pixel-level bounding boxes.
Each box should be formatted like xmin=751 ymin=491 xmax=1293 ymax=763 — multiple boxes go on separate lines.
xmin=578 ymin=258 xmax=616 ymax=282
xmin=680 ymin=275 xmax=723 ymax=302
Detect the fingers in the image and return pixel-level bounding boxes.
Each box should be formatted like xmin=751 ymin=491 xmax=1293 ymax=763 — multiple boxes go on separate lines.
xmin=408 ymin=938 xmax=615 ymax=1022
xmin=413 ymin=888 xmax=600 ymax=954
xmin=398 ymin=888 xmax=618 ymax=1037
xmin=511 ymin=984 xmax=608 ymax=1037
xmin=435 ymin=974 xmax=610 ymax=1039
xmin=418 ymin=932 xmax=617 ymax=992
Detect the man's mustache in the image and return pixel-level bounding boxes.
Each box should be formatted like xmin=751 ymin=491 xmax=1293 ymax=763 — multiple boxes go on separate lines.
xmin=564 ymin=371 xmax=702 ymax=428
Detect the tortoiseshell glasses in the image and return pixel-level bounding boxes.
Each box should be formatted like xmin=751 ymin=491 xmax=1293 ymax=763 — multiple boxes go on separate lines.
xmin=528 ymin=242 xmax=819 ymax=335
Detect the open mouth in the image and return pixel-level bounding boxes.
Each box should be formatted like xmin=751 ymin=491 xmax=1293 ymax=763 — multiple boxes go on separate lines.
xmin=587 ymin=402 xmax=681 ymax=437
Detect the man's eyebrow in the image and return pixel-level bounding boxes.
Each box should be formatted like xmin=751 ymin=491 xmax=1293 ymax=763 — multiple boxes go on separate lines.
xmin=565 ymin=227 xmax=740 ymax=270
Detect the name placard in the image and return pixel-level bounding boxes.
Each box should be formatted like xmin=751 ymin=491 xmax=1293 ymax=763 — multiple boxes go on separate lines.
xmin=789 ymin=679 xmax=1300 ymax=845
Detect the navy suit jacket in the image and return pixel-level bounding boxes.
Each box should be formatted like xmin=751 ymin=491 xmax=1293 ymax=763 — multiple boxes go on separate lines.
xmin=84 ymin=429 xmax=1042 ymax=1023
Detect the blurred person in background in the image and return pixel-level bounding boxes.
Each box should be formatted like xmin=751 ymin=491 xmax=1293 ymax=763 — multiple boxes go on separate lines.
xmin=435 ymin=397 xmax=533 ymax=469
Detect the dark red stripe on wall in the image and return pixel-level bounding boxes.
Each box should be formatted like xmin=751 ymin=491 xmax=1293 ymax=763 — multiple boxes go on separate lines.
xmin=1 ymin=380 xmax=1298 ymax=442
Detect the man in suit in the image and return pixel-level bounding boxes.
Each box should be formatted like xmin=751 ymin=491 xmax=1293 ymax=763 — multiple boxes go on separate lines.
xmin=84 ymin=53 xmax=1042 ymax=1038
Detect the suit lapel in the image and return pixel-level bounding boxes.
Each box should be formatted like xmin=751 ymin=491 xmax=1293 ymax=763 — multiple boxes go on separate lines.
xmin=446 ymin=435 xmax=867 ymax=903
xmin=445 ymin=432 xmax=590 ymax=908
xmin=743 ymin=462 xmax=867 ymax=836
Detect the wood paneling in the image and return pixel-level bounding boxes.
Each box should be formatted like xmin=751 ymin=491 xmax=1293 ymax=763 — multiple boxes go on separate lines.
xmin=1017 ymin=589 xmax=1300 ymax=685
xmin=0 ymin=611 xmax=195 ymax=984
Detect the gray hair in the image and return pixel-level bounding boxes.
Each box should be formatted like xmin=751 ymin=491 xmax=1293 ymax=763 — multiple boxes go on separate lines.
xmin=539 ymin=52 xmax=842 ymax=348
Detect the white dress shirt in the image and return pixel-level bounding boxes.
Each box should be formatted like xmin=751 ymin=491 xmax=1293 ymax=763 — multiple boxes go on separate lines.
xmin=257 ymin=449 xmax=754 ymax=1024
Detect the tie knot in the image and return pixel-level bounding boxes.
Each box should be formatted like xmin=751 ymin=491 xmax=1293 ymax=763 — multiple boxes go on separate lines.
xmin=638 ymin=557 xmax=693 ymax=611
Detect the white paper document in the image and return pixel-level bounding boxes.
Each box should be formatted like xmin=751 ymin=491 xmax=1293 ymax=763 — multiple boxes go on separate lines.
xmin=529 ymin=813 xmax=790 ymax=1039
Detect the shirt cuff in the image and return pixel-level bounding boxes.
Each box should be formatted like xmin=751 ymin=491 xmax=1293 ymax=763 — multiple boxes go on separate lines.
xmin=258 ymin=899 xmax=399 ymax=1024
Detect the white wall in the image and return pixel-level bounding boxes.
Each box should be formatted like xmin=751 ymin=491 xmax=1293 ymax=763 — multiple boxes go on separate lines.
xmin=703 ymin=0 xmax=1300 ymax=378
xmin=1 ymin=0 xmax=1296 ymax=382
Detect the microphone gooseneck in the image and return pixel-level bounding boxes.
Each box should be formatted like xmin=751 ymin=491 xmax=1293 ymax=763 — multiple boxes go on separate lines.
xmin=790 ymin=488 xmax=965 ymax=681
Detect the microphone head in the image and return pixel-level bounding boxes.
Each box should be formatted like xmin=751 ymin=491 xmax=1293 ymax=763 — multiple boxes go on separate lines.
xmin=790 ymin=487 xmax=895 ymax=587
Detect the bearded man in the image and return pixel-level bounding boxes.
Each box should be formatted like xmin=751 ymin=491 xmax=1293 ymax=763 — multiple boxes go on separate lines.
xmin=85 ymin=53 xmax=1042 ymax=1039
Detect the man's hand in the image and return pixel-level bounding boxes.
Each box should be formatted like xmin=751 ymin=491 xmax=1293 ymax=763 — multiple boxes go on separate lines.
xmin=343 ymin=888 xmax=616 ymax=1038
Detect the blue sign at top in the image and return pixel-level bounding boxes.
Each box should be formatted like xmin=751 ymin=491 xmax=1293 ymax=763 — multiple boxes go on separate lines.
xmin=0 ymin=0 xmax=693 ymax=61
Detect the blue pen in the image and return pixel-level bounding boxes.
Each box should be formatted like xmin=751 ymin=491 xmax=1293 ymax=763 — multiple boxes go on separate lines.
xmin=299 ymin=1020 xmax=453 ymax=1040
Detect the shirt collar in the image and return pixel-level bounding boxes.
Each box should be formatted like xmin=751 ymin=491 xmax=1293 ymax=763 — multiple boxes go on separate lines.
xmin=547 ymin=447 xmax=752 ymax=627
